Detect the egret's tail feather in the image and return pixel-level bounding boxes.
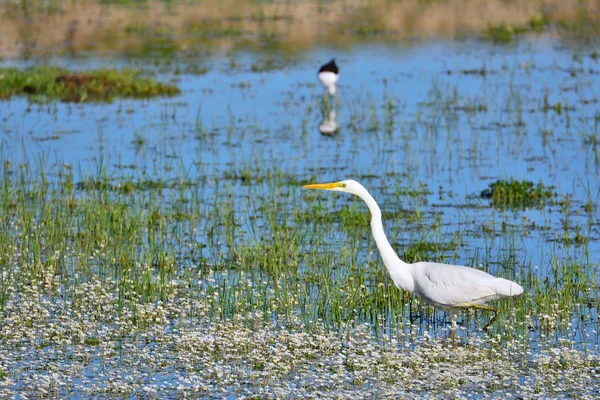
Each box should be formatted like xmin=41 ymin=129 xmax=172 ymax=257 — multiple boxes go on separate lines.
xmin=494 ymin=278 xmax=524 ymax=298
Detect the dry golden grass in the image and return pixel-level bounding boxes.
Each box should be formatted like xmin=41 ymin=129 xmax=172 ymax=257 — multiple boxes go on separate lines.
xmin=0 ymin=0 xmax=598 ymax=57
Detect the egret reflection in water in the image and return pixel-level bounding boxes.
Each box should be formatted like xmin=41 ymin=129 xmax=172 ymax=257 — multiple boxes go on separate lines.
xmin=319 ymin=110 xmax=338 ymax=136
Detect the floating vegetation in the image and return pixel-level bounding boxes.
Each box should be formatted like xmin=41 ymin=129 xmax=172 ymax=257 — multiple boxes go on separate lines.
xmin=0 ymin=67 xmax=180 ymax=102
xmin=480 ymin=179 xmax=556 ymax=209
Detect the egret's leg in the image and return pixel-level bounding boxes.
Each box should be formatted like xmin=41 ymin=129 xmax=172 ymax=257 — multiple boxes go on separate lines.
xmin=449 ymin=312 xmax=458 ymax=341
xmin=470 ymin=304 xmax=498 ymax=331
xmin=483 ymin=309 xmax=499 ymax=331
xmin=451 ymin=312 xmax=458 ymax=331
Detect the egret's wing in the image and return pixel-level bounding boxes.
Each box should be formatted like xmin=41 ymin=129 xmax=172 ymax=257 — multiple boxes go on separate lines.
xmin=412 ymin=262 xmax=522 ymax=308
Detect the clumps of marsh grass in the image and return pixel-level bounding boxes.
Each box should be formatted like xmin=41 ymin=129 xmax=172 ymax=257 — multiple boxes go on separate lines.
xmin=0 ymin=160 xmax=598 ymax=397
xmin=480 ymin=179 xmax=556 ymax=209
xmin=401 ymin=238 xmax=460 ymax=263
xmin=486 ymin=15 xmax=546 ymax=43
xmin=76 ymin=176 xmax=197 ymax=193
xmin=0 ymin=66 xmax=180 ymax=102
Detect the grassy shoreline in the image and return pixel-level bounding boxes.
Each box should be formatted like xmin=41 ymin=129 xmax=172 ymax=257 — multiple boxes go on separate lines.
xmin=1 ymin=0 xmax=600 ymax=58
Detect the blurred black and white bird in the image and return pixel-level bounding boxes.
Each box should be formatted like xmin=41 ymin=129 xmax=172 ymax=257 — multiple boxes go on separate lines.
xmin=318 ymin=59 xmax=339 ymax=96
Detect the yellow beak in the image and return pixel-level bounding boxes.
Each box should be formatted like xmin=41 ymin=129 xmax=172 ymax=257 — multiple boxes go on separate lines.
xmin=302 ymin=182 xmax=343 ymax=190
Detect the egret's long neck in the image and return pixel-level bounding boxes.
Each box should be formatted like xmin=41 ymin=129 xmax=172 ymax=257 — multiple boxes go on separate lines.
xmin=355 ymin=188 xmax=415 ymax=293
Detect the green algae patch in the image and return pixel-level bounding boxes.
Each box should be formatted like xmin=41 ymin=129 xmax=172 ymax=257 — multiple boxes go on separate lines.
xmin=0 ymin=67 xmax=180 ymax=102
xmin=480 ymin=179 xmax=556 ymax=209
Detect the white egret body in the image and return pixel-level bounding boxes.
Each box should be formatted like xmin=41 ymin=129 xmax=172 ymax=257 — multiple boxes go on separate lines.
xmin=318 ymin=59 xmax=339 ymax=96
xmin=302 ymin=179 xmax=524 ymax=330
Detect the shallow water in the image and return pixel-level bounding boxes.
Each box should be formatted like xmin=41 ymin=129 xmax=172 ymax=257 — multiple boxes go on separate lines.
xmin=3 ymin=40 xmax=600 ymax=258
xmin=1 ymin=38 xmax=599 ymax=397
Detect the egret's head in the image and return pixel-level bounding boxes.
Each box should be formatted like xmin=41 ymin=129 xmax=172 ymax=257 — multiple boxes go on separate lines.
xmin=302 ymin=179 xmax=363 ymax=195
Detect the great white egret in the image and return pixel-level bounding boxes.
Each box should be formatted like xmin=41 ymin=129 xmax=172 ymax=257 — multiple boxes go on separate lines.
xmin=302 ymin=179 xmax=524 ymax=331
xmin=318 ymin=59 xmax=339 ymax=96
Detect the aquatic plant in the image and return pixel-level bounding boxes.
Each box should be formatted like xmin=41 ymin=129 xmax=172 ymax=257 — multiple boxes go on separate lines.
xmin=480 ymin=179 xmax=556 ymax=209
xmin=0 ymin=66 xmax=180 ymax=102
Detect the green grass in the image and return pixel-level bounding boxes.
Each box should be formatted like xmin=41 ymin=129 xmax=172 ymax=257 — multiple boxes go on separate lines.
xmin=0 ymin=146 xmax=596 ymax=396
xmin=0 ymin=160 xmax=587 ymax=336
xmin=0 ymin=66 xmax=180 ymax=102
xmin=401 ymin=237 xmax=461 ymax=263
xmin=486 ymin=15 xmax=546 ymax=43
xmin=480 ymin=179 xmax=556 ymax=209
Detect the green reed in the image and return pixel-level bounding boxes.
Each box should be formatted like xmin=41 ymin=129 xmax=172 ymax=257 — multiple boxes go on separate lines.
xmin=0 ymin=146 xmax=596 ymax=346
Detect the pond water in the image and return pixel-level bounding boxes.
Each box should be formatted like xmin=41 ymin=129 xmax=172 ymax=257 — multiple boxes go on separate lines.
xmin=1 ymin=38 xmax=599 ymax=397
xmin=3 ymin=39 xmax=600 ymax=260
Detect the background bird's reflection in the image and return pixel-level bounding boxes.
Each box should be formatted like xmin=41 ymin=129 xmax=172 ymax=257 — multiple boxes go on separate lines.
xmin=319 ymin=109 xmax=338 ymax=136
